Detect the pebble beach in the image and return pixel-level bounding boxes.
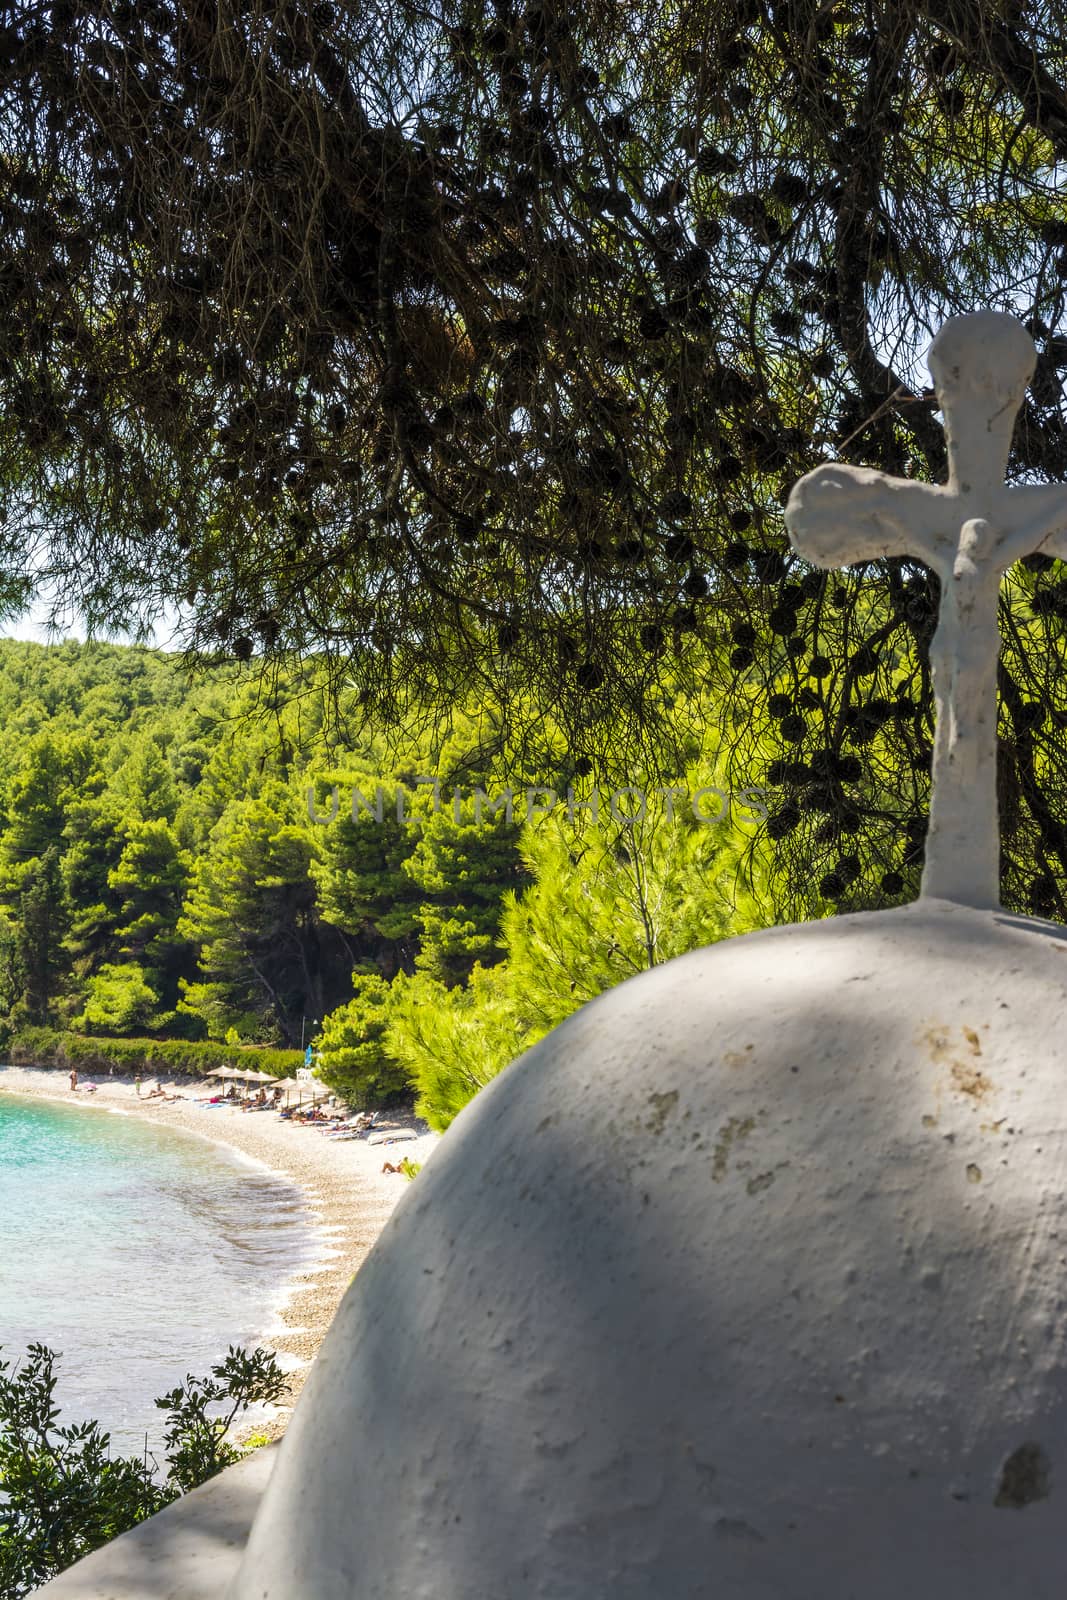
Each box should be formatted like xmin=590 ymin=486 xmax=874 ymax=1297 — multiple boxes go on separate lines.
xmin=0 ymin=1065 xmax=439 ymax=1437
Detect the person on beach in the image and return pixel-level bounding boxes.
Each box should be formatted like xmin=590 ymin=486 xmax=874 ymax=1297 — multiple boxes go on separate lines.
xmin=135 ymin=1073 xmax=142 ymax=1097
xmin=69 ymin=1067 xmax=77 ymax=1092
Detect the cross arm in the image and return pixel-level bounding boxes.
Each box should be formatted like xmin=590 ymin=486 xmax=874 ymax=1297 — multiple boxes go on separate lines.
xmin=785 ymin=464 xmax=955 ymax=577
xmin=996 ymin=483 xmax=1067 ymax=568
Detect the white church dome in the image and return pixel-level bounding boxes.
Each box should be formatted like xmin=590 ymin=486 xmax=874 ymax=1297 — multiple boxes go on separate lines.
xmin=230 ymin=900 xmax=1067 ymax=1598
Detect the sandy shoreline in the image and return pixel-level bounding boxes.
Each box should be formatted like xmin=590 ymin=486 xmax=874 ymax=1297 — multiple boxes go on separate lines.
xmin=0 ymin=1065 xmax=438 ymax=1436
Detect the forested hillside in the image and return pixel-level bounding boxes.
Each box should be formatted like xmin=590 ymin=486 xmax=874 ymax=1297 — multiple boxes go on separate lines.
xmin=0 ymin=637 xmax=779 ymax=1121
xmin=6 ymin=0 xmax=1067 ymax=928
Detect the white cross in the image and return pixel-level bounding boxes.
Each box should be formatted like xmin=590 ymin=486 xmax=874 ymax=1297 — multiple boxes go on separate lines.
xmin=785 ymin=311 xmax=1067 ymax=910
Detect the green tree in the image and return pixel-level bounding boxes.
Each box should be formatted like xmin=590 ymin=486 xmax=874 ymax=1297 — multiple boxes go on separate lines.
xmin=16 ymin=848 xmax=70 ymax=1024
xmin=0 ymin=906 xmax=24 ymax=1026
xmin=309 ymin=778 xmax=425 ymax=979
xmin=498 ymin=792 xmax=772 ymax=1036
xmin=404 ymin=808 xmax=528 ymax=986
xmin=315 ymin=973 xmax=410 ymax=1106
xmin=110 ymin=825 xmax=191 ymax=972
xmin=178 ymin=784 xmax=339 ymax=1043
xmin=2 ymin=731 xmax=97 ymax=868
xmin=0 ymin=1346 xmax=165 ymax=1599
xmin=74 ymin=964 xmax=160 ymax=1035
xmin=387 ymin=963 xmax=530 ymax=1132
xmin=154 ymin=1346 xmax=290 ymax=1496
xmin=61 ymin=793 xmax=126 ymax=976
xmin=0 ymin=639 xmax=784 ymax=1065
xmin=108 ymin=738 xmax=179 ymax=827
xmin=385 ymin=779 xmax=777 ymax=1129
xmin=7 ymin=0 xmax=1067 ymax=921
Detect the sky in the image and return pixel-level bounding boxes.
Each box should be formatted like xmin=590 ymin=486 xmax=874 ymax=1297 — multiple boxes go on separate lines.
xmin=0 ymin=594 xmax=185 ymax=651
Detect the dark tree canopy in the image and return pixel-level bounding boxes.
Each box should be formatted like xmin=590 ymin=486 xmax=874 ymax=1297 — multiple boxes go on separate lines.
xmin=2 ymin=0 xmax=1067 ymax=911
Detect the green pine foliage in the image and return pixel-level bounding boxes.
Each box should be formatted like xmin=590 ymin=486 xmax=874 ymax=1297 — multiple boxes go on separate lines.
xmin=386 ymin=775 xmax=779 ymax=1131
xmin=176 ymin=783 xmax=328 ymax=1042
xmin=74 ymin=964 xmax=160 ymax=1035
xmin=500 ymin=797 xmax=770 ymax=1034
xmin=307 ymin=776 xmax=428 ymax=977
xmin=386 ymin=963 xmax=529 ymax=1131
xmin=315 ymin=973 xmax=410 ymax=1106
xmin=404 ymin=807 xmax=529 ymax=985
xmin=0 ymin=637 xmax=791 ymax=1127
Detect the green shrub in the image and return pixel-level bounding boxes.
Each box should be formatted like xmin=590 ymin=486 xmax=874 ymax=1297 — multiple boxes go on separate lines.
xmin=316 ymin=973 xmax=410 ymax=1107
xmin=0 ymin=1342 xmax=288 ymax=1599
xmin=7 ymin=1027 xmax=302 ymax=1080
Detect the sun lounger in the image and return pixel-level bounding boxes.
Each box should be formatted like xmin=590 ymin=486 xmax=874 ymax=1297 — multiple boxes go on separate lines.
xmin=327 ymin=1112 xmax=380 ymax=1140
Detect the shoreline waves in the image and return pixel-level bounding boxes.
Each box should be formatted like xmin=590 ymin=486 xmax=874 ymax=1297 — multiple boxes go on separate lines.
xmin=0 ymin=1065 xmax=438 ymax=1438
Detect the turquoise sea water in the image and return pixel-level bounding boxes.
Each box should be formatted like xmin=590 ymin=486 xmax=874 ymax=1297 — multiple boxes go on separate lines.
xmin=0 ymin=1090 xmax=314 ymax=1457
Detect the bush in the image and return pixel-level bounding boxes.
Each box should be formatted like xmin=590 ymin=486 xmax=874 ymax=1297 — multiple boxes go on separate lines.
xmin=8 ymin=1027 xmax=302 ymax=1080
xmin=0 ymin=1342 xmax=288 ymax=1599
xmin=154 ymin=1345 xmax=289 ymax=1494
xmin=316 ymin=974 xmax=410 ymax=1107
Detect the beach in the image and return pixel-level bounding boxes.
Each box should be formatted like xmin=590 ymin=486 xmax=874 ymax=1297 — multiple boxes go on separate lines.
xmin=0 ymin=1065 xmax=438 ymax=1436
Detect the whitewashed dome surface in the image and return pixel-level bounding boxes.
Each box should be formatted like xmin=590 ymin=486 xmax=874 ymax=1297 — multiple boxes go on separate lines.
xmin=229 ymin=900 xmax=1067 ymax=1599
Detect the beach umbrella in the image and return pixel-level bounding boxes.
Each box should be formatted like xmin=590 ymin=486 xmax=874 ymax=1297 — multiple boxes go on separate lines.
xmin=235 ymin=1069 xmax=277 ymax=1085
xmin=274 ymin=1076 xmax=329 ymax=1108
xmin=275 ymin=1077 xmax=303 ymax=1098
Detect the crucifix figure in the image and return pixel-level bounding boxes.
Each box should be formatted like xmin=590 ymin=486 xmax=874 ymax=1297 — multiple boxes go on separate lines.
xmin=785 ymin=311 xmax=1067 ymax=910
